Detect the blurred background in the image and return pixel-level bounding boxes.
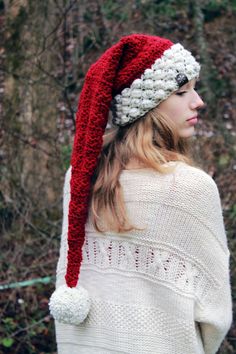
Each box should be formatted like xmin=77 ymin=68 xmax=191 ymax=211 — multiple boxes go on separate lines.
xmin=0 ymin=0 xmax=235 ymax=353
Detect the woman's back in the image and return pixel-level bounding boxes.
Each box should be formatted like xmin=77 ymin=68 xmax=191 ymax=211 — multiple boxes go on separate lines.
xmin=55 ymin=162 xmax=231 ymax=354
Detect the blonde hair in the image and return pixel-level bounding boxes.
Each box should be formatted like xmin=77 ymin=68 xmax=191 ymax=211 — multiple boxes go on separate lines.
xmin=90 ymin=108 xmax=194 ymax=233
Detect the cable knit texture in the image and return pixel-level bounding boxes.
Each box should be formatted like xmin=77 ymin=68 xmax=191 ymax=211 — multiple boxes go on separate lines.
xmin=55 ymin=162 xmax=232 ymax=354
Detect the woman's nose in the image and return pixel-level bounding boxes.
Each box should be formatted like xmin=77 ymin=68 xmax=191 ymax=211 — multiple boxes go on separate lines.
xmin=190 ymin=92 xmax=205 ymax=110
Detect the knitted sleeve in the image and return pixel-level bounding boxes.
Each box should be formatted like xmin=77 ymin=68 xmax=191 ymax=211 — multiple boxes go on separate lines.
xmin=55 ymin=166 xmax=71 ymax=289
xmin=193 ymin=185 xmax=232 ymax=354
xmin=195 ymin=270 xmax=232 ymax=354
xmin=173 ymin=165 xmax=233 ymax=354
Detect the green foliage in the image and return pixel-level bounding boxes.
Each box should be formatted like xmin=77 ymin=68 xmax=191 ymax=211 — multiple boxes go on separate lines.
xmin=101 ymin=0 xmax=128 ymax=21
xmin=1 ymin=319 xmax=16 ymax=348
xmin=229 ymin=204 xmax=236 ymax=219
xmin=136 ymin=0 xmax=189 ymax=18
xmin=82 ymin=35 xmax=96 ymax=53
xmin=0 ymin=269 xmax=57 ymax=351
xmin=28 ymin=0 xmax=49 ymax=19
xmin=61 ymin=144 xmax=72 ymax=171
xmin=83 ymin=9 xmax=93 ymax=22
xmin=0 ymin=0 xmax=5 ymax=12
xmin=2 ymin=317 xmax=17 ymax=332
xmin=80 ymin=32 xmax=104 ymax=55
xmin=218 ymin=153 xmax=230 ymax=168
xmin=0 ymin=192 xmax=13 ymax=231
xmin=207 ymin=67 xmax=230 ymax=99
xmin=231 ymin=0 xmax=236 ymax=10
xmin=1 ymin=337 xmax=14 ymax=348
xmin=5 ymin=6 xmax=28 ymax=72
xmin=136 ymin=0 xmax=236 ymax=21
xmin=203 ymin=0 xmax=236 ymax=21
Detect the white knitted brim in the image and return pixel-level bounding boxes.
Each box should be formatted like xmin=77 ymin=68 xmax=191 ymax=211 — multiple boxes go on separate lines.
xmin=112 ymin=43 xmax=200 ymax=126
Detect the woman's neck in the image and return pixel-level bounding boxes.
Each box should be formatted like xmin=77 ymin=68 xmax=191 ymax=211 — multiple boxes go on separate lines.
xmin=124 ymin=159 xmax=146 ymax=170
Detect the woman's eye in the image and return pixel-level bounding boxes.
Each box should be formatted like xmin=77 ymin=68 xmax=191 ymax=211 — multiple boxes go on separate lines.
xmin=176 ymin=91 xmax=186 ymax=96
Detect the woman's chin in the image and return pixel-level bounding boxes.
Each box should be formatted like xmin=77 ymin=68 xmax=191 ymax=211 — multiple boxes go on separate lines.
xmin=179 ymin=127 xmax=195 ymax=139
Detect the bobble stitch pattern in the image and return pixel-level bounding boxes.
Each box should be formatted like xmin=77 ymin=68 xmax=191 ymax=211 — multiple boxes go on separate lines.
xmin=112 ymin=44 xmax=200 ymax=127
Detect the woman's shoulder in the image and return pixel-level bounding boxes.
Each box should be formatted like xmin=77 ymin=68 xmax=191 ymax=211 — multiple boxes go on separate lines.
xmin=120 ymin=165 xmax=175 ymax=190
xmin=173 ymin=161 xmax=219 ymax=197
xmin=121 ymin=161 xmax=218 ymax=191
xmin=170 ymin=162 xmax=224 ymax=232
xmin=171 ymin=162 xmax=228 ymax=253
xmin=119 ymin=161 xmax=220 ymax=207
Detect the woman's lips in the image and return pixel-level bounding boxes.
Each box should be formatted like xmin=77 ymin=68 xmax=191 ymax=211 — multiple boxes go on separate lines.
xmin=187 ymin=116 xmax=198 ymax=125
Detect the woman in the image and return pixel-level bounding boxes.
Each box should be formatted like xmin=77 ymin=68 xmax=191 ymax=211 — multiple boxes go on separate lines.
xmin=49 ymin=34 xmax=232 ymax=354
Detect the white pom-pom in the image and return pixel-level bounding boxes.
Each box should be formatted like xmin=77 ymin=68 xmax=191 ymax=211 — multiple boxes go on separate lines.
xmin=49 ymin=285 xmax=91 ymax=325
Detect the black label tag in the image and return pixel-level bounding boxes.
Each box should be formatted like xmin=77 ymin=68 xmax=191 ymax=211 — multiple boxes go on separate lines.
xmin=175 ymin=73 xmax=188 ymax=88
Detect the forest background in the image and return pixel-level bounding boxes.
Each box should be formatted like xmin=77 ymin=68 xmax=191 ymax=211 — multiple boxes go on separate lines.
xmin=0 ymin=0 xmax=236 ymax=353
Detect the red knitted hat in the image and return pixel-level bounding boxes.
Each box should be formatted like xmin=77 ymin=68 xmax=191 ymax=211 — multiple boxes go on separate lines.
xmin=49 ymin=34 xmax=200 ymax=325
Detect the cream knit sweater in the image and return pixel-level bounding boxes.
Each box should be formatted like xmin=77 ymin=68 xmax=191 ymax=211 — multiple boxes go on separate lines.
xmin=54 ymin=162 xmax=232 ymax=354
